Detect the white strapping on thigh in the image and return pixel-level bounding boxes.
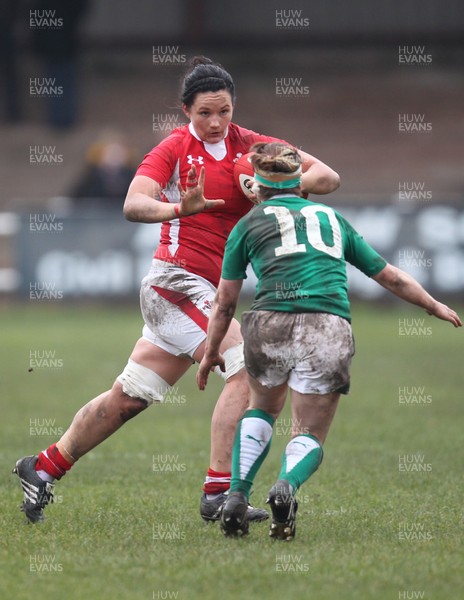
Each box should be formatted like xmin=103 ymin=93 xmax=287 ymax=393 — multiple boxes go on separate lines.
xmin=117 ymin=359 xmax=170 ymax=405
xmin=214 ymin=342 xmax=245 ymax=381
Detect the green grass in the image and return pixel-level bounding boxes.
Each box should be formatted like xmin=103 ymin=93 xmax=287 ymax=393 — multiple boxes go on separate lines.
xmin=0 ymin=302 xmax=462 ymax=600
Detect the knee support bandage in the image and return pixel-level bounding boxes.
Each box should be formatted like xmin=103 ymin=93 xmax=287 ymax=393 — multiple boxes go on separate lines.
xmin=213 ymin=342 xmax=245 ymax=381
xmin=117 ymin=359 xmax=170 ymax=405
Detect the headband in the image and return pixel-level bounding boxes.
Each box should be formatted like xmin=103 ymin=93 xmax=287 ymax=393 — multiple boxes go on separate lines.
xmin=254 ymin=172 xmax=301 ymax=189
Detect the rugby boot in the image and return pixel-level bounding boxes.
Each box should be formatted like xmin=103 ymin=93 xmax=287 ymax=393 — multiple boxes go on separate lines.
xmin=267 ymin=479 xmax=298 ymax=541
xmin=200 ymin=491 xmax=269 ymax=523
xmin=220 ymin=491 xmax=249 ymax=537
xmin=13 ymin=455 xmax=54 ymax=523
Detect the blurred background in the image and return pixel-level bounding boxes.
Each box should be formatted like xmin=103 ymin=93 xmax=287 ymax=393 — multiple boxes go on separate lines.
xmin=1 ymin=0 xmax=463 ymax=302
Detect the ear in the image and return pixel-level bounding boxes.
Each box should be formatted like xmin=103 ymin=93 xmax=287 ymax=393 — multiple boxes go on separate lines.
xmin=182 ymin=104 xmax=190 ymax=119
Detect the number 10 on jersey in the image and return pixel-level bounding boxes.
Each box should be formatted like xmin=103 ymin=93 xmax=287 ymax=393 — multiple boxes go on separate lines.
xmin=263 ymin=205 xmax=342 ymax=258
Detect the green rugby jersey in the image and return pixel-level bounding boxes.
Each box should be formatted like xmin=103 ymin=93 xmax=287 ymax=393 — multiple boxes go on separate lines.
xmin=221 ymin=195 xmax=387 ymax=321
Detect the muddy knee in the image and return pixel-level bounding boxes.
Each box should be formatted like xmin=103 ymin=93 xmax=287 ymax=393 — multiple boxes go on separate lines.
xmin=112 ymin=383 xmax=149 ymax=422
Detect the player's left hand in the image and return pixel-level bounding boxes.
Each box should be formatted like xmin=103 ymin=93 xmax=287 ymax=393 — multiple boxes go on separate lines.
xmin=197 ymin=352 xmax=226 ymax=390
xmin=177 ymin=165 xmax=225 ymax=216
xmin=426 ymin=302 xmax=462 ymax=327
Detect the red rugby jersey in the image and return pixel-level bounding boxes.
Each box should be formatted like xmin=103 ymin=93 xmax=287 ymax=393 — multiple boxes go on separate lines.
xmin=136 ymin=122 xmax=288 ymax=287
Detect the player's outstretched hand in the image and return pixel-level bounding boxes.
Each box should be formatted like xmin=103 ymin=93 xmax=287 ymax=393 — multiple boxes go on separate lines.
xmin=197 ymin=352 xmax=226 ymax=390
xmin=177 ymin=165 xmax=225 ymax=216
xmin=427 ymin=302 xmax=462 ymax=327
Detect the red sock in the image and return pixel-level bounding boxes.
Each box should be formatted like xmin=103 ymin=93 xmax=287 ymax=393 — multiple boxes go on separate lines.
xmin=35 ymin=443 xmax=73 ymax=480
xmin=203 ymin=468 xmax=231 ymax=494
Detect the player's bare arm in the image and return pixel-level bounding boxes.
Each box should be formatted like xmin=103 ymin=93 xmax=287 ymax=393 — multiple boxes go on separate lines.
xmin=373 ymin=264 xmax=462 ymax=327
xmin=124 ymin=165 xmax=224 ymax=223
xmin=197 ymin=278 xmax=243 ymax=390
xmin=297 ymin=149 xmax=340 ymax=195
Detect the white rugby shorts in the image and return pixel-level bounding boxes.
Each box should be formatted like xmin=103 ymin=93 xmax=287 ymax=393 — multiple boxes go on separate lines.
xmin=241 ymin=310 xmax=355 ymax=395
xmin=140 ymin=259 xmax=216 ymax=359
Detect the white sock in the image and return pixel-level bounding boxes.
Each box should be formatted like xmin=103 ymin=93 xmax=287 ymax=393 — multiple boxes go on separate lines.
xmin=206 ymin=493 xmax=227 ymax=500
xmin=238 ymin=416 xmax=273 ymax=480
xmin=36 ymin=469 xmax=55 ymax=483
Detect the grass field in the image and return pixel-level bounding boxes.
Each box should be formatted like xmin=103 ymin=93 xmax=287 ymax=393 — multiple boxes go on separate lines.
xmin=1 ymin=302 xmax=462 ymax=600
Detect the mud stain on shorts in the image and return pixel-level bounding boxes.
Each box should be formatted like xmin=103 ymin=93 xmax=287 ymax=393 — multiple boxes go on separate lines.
xmin=241 ymin=310 xmax=354 ymax=394
xmin=140 ymin=260 xmax=215 ymax=336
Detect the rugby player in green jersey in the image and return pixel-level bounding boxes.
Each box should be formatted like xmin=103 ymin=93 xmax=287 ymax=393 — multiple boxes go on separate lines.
xmin=197 ymin=142 xmax=461 ymax=541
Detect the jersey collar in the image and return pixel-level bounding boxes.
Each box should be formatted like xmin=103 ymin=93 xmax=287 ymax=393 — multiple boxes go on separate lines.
xmin=262 ymin=194 xmax=298 ymax=202
xmin=188 ymin=123 xmax=229 ymax=161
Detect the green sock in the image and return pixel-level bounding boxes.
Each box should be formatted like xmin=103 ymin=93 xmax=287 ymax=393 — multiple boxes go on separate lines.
xmin=230 ymin=409 xmax=275 ymax=499
xmin=278 ymin=434 xmax=323 ymax=493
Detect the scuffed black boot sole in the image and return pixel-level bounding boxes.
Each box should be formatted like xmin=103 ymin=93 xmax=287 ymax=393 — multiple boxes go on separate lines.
xmin=220 ymin=492 xmax=249 ymax=537
xmin=267 ymin=480 xmax=298 ymax=541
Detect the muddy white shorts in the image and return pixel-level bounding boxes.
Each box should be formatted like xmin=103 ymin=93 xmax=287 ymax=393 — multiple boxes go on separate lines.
xmin=241 ymin=310 xmax=355 ymax=395
xmin=140 ymin=259 xmax=215 ymax=359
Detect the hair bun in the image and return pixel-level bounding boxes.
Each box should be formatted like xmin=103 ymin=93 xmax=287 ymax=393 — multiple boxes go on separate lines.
xmin=190 ymin=56 xmax=214 ymax=67
xmin=180 ymin=57 xmax=235 ymax=107
xmin=250 ymin=142 xmax=302 ymax=176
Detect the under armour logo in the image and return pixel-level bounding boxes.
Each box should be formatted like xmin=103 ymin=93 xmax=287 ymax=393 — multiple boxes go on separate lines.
xmin=245 ymin=434 xmax=265 ymax=446
xmin=187 ymin=154 xmax=204 ymax=165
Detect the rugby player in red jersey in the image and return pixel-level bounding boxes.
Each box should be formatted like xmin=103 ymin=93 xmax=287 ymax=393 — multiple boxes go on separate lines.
xmin=13 ymin=57 xmax=340 ymax=524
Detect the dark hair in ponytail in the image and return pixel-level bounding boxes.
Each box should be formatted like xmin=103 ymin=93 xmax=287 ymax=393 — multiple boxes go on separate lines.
xmin=180 ymin=56 xmax=236 ymax=108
